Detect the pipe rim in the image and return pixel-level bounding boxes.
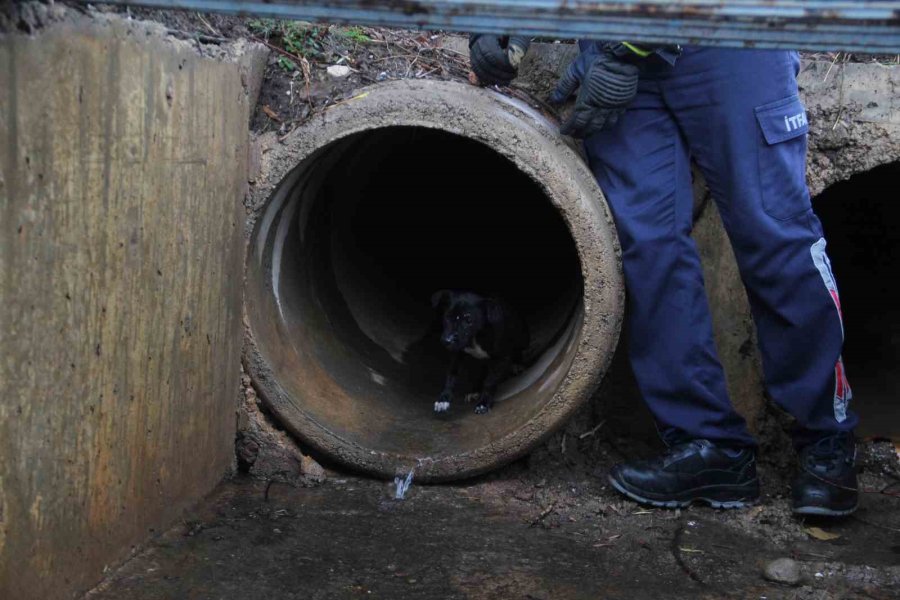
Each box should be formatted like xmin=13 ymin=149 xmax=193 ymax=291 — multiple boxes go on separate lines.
xmin=244 ymin=80 xmax=624 ymax=481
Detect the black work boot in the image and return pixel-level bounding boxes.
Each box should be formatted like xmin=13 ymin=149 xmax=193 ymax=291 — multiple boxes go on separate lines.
xmin=608 ymin=439 xmax=760 ymax=509
xmin=793 ymin=432 xmax=858 ymax=516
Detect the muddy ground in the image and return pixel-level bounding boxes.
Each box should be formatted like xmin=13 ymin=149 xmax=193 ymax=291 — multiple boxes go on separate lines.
xmin=63 ymin=5 xmax=900 ymax=597
xmin=89 ymin=444 xmax=900 ymax=599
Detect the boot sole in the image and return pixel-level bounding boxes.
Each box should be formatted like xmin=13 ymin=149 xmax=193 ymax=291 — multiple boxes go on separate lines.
xmin=608 ymin=474 xmax=759 ymax=510
xmin=793 ymin=504 xmax=858 ymax=517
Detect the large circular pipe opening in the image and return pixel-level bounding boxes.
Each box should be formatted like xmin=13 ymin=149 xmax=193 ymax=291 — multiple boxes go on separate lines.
xmin=245 ymin=81 xmax=623 ymax=480
xmin=814 ymin=161 xmax=900 ymax=439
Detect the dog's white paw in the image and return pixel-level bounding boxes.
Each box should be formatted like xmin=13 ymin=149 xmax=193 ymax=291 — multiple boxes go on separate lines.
xmin=434 ymin=401 xmax=450 ymax=413
xmin=474 ymin=404 xmax=489 ymax=415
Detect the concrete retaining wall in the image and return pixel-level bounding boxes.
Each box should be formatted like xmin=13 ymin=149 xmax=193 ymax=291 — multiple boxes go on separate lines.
xmin=0 ymin=8 xmax=266 ymax=598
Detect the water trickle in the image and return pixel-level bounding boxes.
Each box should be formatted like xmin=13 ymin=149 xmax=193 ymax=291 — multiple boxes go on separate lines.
xmin=394 ymin=468 xmax=414 ymax=500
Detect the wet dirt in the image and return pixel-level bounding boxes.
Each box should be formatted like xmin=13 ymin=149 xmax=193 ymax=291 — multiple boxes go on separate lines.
xmin=89 ymin=435 xmax=900 ymax=600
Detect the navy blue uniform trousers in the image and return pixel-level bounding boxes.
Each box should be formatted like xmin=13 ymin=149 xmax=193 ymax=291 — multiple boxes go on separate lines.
xmin=581 ymin=45 xmax=856 ymax=447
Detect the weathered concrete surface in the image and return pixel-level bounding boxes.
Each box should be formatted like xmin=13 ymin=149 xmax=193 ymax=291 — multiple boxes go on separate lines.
xmin=801 ymin=59 xmax=900 ymax=196
xmin=236 ymin=369 xmax=327 ymax=487
xmin=517 ymin=45 xmax=900 ymax=432
xmin=0 ymin=7 xmax=267 ymax=599
xmin=245 ymin=79 xmax=625 ymax=481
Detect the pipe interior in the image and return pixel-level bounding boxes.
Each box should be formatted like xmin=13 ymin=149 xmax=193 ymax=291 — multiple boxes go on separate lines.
xmin=814 ymin=161 xmax=900 ymax=439
xmin=252 ymin=127 xmax=585 ymax=458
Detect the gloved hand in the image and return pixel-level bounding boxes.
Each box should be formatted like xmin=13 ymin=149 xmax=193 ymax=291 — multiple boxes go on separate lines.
xmin=549 ymin=50 xmax=640 ymax=138
xmin=468 ymin=34 xmax=531 ymax=87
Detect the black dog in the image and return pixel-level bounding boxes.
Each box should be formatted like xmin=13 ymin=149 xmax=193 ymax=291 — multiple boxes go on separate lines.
xmin=431 ymin=290 xmax=529 ymax=415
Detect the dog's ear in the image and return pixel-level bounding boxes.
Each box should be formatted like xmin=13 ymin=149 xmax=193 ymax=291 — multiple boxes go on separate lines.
xmin=484 ymin=298 xmax=505 ymax=325
xmin=431 ymin=290 xmax=452 ymax=311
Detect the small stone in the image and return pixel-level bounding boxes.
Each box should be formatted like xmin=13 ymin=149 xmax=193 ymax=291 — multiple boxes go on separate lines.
xmin=327 ymin=65 xmax=352 ymax=78
xmin=301 ymin=453 xmax=327 ymax=484
xmin=763 ymin=558 xmax=801 ymax=586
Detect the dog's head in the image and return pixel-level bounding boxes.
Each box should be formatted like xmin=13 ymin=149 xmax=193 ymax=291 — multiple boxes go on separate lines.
xmin=431 ymin=290 xmax=493 ymax=352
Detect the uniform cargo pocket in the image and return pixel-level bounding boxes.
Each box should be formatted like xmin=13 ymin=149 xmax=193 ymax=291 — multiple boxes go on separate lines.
xmin=755 ymin=94 xmax=812 ymax=220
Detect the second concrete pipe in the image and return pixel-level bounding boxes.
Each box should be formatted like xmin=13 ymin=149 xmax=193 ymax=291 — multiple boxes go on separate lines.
xmin=244 ymin=80 xmax=624 ymax=481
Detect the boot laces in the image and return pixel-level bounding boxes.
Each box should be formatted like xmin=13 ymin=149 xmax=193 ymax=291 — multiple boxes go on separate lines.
xmin=805 ymin=433 xmax=854 ymax=470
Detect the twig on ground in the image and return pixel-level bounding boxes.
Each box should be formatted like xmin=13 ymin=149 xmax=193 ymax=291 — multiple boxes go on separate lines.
xmin=851 ymin=514 xmax=900 ymax=533
xmin=831 ymin=52 xmax=850 ymax=131
xmin=195 ymin=11 xmax=220 ymax=37
xmin=262 ymin=105 xmax=282 ymax=122
xmin=322 ymin=91 xmax=374 ymax=113
xmin=416 ymin=67 xmax=441 ymax=78
xmin=165 ymin=27 xmax=228 ymax=44
xmin=671 ymin=519 xmax=706 ymax=585
xmin=593 ymin=533 xmax=621 ymax=548
xmin=299 ymin=56 xmax=312 ymax=106
xmin=530 ymin=501 xmax=557 ymax=527
xmin=823 ymin=51 xmax=841 ymax=83
xmin=579 ymin=420 xmax=607 ymax=440
xmin=862 ymin=485 xmax=900 ymax=499
xmin=250 ymin=35 xmax=306 ymax=66
xmin=793 ymin=550 xmax=833 ymax=560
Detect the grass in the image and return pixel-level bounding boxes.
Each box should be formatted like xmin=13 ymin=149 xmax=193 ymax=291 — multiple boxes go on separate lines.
xmin=246 ymin=20 xmax=372 ymax=73
xmin=337 ymin=26 xmax=371 ymax=44
xmin=277 ymin=56 xmax=298 ymax=72
xmin=248 ymin=18 xmax=325 ymax=67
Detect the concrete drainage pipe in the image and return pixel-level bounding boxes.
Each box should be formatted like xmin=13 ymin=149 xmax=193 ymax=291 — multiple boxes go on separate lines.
xmin=244 ymin=80 xmax=624 ymax=481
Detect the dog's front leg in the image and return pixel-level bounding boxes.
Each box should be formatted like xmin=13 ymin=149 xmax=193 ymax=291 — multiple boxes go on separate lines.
xmin=435 ymin=353 xmax=461 ymax=414
xmin=474 ymin=357 xmax=512 ymax=415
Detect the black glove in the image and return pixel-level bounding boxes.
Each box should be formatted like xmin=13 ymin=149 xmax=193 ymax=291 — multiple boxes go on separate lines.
xmin=549 ymin=50 xmax=640 ymax=138
xmin=468 ymin=34 xmax=531 ymax=87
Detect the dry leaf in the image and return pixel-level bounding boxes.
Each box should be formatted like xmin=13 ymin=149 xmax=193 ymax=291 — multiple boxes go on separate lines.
xmin=262 ymin=105 xmax=281 ymax=122
xmin=805 ymin=526 xmax=841 ymax=541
